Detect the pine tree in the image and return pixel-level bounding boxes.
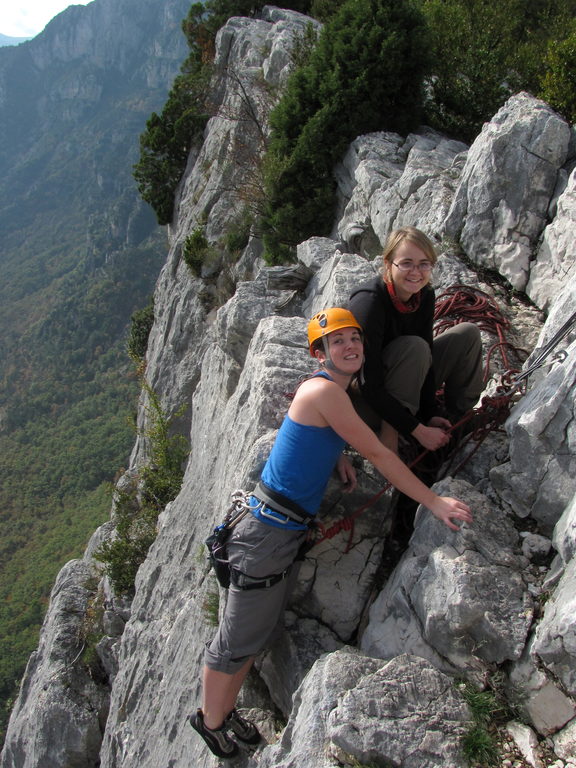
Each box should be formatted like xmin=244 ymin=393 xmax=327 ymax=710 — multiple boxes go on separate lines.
xmin=262 ymin=0 xmax=429 ymax=262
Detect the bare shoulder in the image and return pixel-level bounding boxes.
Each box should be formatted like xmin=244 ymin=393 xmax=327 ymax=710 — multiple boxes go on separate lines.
xmin=294 ymin=375 xmax=342 ymax=401
xmin=289 ymin=375 xmax=346 ymax=426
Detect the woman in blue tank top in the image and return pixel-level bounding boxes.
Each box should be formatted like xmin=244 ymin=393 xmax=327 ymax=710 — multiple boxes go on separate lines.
xmin=191 ymin=308 xmax=473 ymax=759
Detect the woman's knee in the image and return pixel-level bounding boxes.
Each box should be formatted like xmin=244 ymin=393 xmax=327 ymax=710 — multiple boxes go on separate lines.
xmin=383 ymin=335 xmax=432 ymax=368
xmin=458 ymin=322 xmax=481 ymax=346
xmin=404 ymin=335 xmax=433 ymax=362
xmin=434 ymin=323 xmax=481 ymax=361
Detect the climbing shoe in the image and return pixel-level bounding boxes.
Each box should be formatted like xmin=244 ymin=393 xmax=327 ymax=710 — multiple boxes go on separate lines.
xmin=189 ymin=708 xmax=239 ymax=759
xmin=225 ymin=708 xmax=261 ymax=745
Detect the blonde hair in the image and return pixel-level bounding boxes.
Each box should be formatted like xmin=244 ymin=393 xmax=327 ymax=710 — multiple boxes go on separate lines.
xmin=379 ymin=226 xmax=437 ymax=278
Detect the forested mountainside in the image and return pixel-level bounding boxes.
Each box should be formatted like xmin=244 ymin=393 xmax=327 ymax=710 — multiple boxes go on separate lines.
xmin=2 ymin=2 xmax=574 ymax=763
xmin=0 ymin=0 xmax=191 ymax=741
xmin=2 ymin=0 xmax=576 ymax=762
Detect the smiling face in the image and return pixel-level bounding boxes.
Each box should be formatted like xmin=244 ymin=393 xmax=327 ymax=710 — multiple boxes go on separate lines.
xmin=314 ymin=326 xmax=364 ymax=375
xmin=385 ymin=240 xmax=433 ymax=302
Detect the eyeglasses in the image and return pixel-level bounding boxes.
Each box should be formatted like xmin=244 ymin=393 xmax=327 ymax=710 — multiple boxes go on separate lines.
xmin=391 ymin=260 xmax=433 ymax=273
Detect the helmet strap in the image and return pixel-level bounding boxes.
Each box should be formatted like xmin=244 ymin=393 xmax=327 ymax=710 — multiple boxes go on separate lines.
xmin=320 ymin=337 xmax=350 ymax=377
xmin=319 ymin=337 xmax=366 ymax=381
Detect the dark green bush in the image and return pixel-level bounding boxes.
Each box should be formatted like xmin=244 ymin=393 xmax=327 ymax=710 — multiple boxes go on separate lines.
xmin=94 ymin=492 xmax=159 ymax=596
xmin=183 ymin=228 xmax=210 ymax=276
xmin=127 ymin=299 xmax=154 ymax=362
xmin=540 ymin=25 xmax=576 ymax=123
xmin=261 ymin=0 xmax=429 ymax=263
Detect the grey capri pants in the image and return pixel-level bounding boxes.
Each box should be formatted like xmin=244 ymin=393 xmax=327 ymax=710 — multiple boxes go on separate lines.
xmin=205 ymin=513 xmax=306 ymax=674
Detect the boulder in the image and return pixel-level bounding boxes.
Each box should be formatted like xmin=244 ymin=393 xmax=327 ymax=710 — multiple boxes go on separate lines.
xmin=328 ymin=654 xmax=470 ymax=768
xmin=361 ymin=478 xmax=532 ymax=674
xmin=335 ymin=128 xmax=468 ymax=245
xmin=443 ymin=92 xmax=571 ymax=291
xmin=254 ymin=650 xmax=470 ymax=768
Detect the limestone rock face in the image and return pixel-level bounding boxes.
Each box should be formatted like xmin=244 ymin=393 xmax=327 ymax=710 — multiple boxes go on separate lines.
xmin=443 ymin=92 xmax=571 ymax=291
xmin=361 ymin=478 xmax=533 ymax=671
xmin=490 ymin=330 xmax=576 ymax=534
xmin=533 ymin=556 xmax=576 ymax=696
xmin=174 ymin=6 xmax=319 ymax=245
xmin=554 ymin=491 xmax=576 ymax=566
xmin=0 ymin=561 xmax=108 ymax=768
xmin=4 ymin=10 xmax=576 ymax=768
xmin=528 ymin=165 xmax=576 ymax=311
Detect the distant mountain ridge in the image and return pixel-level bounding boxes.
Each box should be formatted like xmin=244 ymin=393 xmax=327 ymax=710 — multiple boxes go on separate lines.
xmin=0 ymin=34 xmax=31 ymax=47
xmin=0 ymin=0 xmax=191 ymax=743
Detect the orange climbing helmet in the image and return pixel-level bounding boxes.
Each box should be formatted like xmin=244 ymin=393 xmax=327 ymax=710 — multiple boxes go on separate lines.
xmin=307 ymin=308 xmax=362 ymax=356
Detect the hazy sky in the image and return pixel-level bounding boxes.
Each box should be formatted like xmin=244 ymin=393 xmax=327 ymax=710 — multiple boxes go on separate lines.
xmin=1 ymin=1 xmax=93 ymax=38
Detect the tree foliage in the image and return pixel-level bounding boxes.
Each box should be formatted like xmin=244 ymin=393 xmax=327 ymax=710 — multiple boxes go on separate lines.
xmin=261 ymin=0 xmax=430 ymax=262
xmin=540 ymin=21 xmax=576 ymax=123
xmin=127 ymin=299 xmax=154 ymax=362
xmin=419 ymin=0 xmax=576 ymax=141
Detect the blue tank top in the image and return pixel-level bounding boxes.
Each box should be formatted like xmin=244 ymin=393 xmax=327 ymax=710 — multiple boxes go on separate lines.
xmin=250 ymin=371 xmax=346 ymax=529
xmin=260 ymin=414 xmax=346 ymax=518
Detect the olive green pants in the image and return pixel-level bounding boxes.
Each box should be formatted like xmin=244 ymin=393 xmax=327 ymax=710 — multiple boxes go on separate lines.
xmin=354 ymin=322 xmax=483 ymax=429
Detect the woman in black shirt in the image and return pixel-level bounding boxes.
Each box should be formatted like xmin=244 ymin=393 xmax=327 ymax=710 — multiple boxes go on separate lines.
xmin=349 ymin=226 xmax=482 ymax=454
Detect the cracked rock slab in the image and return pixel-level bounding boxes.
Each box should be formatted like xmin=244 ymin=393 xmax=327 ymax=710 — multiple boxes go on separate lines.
xmin=328 ymin=654 xmax=470 ymax=768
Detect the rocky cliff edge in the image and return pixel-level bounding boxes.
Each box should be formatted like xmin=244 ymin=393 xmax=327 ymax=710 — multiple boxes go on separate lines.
xmin=2 ymin=7 xmax=576 ymax=768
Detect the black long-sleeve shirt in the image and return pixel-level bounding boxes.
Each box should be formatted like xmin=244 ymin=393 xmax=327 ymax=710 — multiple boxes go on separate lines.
xmin=349 ymin=276 xmax=438 ymax=436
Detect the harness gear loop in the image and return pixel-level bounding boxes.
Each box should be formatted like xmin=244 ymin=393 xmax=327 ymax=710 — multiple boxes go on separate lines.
xmin=206 ymin=488 xmax=311 ymax=590
xmin=205 ymin=490 xmax=259 ymax=589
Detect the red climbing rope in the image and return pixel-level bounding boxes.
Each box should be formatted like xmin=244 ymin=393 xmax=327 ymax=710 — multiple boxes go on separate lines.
xmin=433 ymin=285 xmax=525 ymax=375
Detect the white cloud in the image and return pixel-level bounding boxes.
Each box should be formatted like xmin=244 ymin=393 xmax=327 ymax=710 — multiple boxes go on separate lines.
xmin=1 ymin=1 xmax=93 ymax=38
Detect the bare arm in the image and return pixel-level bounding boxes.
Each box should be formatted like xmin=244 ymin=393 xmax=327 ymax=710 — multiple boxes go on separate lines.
xmin=336 ymin=452 xmax=357 ymax=493
xmin=291 ymin=378 xmax=471 ymax=530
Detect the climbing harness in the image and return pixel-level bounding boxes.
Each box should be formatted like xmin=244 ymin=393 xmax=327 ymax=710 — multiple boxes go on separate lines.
xmin=313 ymin=288 xmax=576 ymax=553
xmin=205 ymin=485 xmax=313 ymax=590
xmin=205 ymin=490 xmax=253 ymax=589
xmin=254 ymin=480 xmax=316 ymax=527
